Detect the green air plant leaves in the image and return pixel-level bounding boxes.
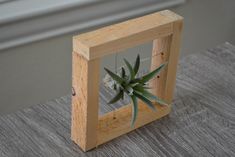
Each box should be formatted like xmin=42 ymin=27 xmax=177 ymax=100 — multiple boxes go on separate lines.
xmin=105 ymin=55 xmax=168 ymax=126
xmin=140 ymin=63 xmax=167 ymax=83
xmin=104 ymin=68 xmax=124 ymax=84
xmin=133 ymin=91 xmax=156 ymax=111
xmin=133 ymin=54 xmax=140 ymax=75
xmin=130 ymin=95 xmax=138 ymax=127
xmin=133 ymin=86 xmax=167 ymax=106
xmin=108 ymin=90 xmax=123 ymax=104
xmin=124 ymin=59 xmax=135 ymax=80
xmin=121 ymin=67 xmax=126 ymax=78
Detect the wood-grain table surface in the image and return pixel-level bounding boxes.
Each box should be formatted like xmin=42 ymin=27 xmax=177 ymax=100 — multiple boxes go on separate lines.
xmin=0 ymin=43 xmax=234 ymax=157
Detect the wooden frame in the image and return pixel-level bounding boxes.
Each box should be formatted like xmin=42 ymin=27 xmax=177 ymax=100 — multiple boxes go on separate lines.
xmin=72 ymin=10 xmax=183 ymax=151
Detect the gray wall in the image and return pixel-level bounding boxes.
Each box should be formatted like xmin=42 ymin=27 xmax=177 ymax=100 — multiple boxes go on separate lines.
xmin=0 ymin=0 xmax=235 ymax=115
xmin=172 ymin=0 xmax=235 ymax=57
xmin=0 ymin=35 xmax=72 ymax=113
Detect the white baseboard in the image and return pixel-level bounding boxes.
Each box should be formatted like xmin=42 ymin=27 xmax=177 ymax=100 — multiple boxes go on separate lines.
xmin=0 ymin=0 xmax=184 ymax=51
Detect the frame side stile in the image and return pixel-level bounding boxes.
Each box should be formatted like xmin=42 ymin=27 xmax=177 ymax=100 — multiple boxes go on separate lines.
xmin=71 ymin=51 xmax=100 ymax=151
xmin=71 ymin=51 xmax=88 ymax=149
xmin=164 ymin=19 xmax=183 ymax=103
xmin=86 ymin=58 xmax=100 ymax=150
xmin=150 ymin=36 xmax=172 ymax=101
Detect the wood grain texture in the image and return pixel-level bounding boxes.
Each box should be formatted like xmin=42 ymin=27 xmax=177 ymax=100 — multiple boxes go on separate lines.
xmin=164 ymin=20 xmax=183 ymax=103
xmin=98 ymin=101 xmax=170 ymax=145
xmin=71 ymin=52 xmax=100 ymax=151
xmin=73 ymin=10 xmax=183 ymax=60
xmin=150 ymin=36 xmax=171 ymax=100
xmin=0 ymin=43 xmax=235 ymax=156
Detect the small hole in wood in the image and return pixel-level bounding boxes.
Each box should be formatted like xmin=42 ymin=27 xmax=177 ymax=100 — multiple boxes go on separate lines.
xmin=157 ymin=76 xmax=160 ymax=78
xmin=72 ymin=87 xmax=76 ymax=96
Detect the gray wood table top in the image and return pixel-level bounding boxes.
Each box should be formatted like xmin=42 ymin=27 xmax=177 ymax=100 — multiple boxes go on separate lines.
xmin=1 ymin=43 xmax=235 ymax=157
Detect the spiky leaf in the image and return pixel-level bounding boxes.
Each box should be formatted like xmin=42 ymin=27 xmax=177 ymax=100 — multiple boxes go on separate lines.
xmin=154 ymin=97 xmax=168 ymax=106
xmin=113 ymin=83 xmax=117 ymax=90
xmin=134 ymin=54 xmax=140 ymax=75
xmin=130 ymin=82 xmax=139 ymax=87
xmin=130 ymin=95 xmax=138 ymax=127
xmin=133 ymin=85 xmax=145 ymax=93
xmin=133 ymin=91 xmax=156 ymax=111
xmin=137 ymin=89 xmax=155 ymax=99
xmin=104 ymin=68 xmax=124 ymax=84
xmin=130 ymin=78 xmax=141 ymax=84
xmin=140 ymin=63 xmax=167 ymax=83
xmin=138 ymin=89 xmax=167 ymax=106
xmin=121 ymin=67 xmax=126 ymax=78
xmin=108 ymin=91 xmax=123 ymax=104
xmin=124 ymin=59 xmax=135 ymax=80
xmin=143 ymin=86 xmax=151 ymax=89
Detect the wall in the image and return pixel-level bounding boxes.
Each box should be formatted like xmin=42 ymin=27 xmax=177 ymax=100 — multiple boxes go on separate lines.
xmin=0 ymin=0 xmax=235 ymax=115
xmin=0 ymin=35 xmax=72 ymax=113
xmin=172 ymin=0 xmax=235 ymax=57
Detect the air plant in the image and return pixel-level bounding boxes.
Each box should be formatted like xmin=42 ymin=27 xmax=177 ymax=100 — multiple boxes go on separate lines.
xmin=104 ymin=54 xmax=168 ymax=126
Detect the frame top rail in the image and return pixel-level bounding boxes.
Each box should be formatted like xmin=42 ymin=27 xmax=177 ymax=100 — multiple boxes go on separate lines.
xmin=73 ymin=10 xmax=183 ymax=60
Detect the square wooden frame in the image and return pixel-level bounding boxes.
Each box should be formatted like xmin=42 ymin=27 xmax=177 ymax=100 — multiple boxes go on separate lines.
xmin=72 ymin=10 xmax=183 ymax=151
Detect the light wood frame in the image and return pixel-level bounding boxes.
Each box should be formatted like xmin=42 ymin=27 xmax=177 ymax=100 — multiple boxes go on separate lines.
xmin=72 ymin=10 xmax=183 ymax=151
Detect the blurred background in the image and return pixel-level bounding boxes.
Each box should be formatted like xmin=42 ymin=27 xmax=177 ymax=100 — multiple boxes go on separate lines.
xmin=0 ymin=0 xmax=235 ymax=115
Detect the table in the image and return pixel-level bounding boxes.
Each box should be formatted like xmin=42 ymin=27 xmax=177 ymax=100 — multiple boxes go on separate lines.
xmin=0 ymin=43 xmax=234 ymax=157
